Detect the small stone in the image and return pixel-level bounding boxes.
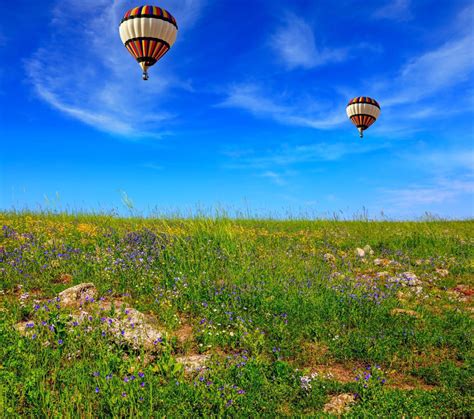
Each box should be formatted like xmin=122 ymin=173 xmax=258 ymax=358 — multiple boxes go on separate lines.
xmin=355 ymin=248 xmax=365 ymax=258
xmin=391 ymin=308 xmax=419 ymax=318
xmin=324 ymin=253 xmax=336 ymax=263
xmin=363 ymin=245 xmax=374 ymax=256
xmin=323 ymin=393 xmax=355 ymax=415
xmin=435 ymin=268 xmax=449 ymax=277
xmin=58 ymin=283 xmax=97 ymax=307
xmin=176 ymin=354 xmax=211 ymax=373
xmin=399 ymin=272 xmax=422 ymax=286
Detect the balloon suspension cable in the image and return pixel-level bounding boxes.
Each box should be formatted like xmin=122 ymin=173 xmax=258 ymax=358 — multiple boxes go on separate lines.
xmin=358 ymin=127 xmax=364 ymax=139
xmin=142 ymin=70 xmax=149 ymax=81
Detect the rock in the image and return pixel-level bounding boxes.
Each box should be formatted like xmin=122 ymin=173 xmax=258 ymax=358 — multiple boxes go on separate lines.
xmin=363 ymin=245 xmax=374 ymax=256
xmin=391 ymin=308 xmax=419 ymax=318
xmin=355 ymin=248 xmax=365 ymax=258
xmin=323 ymin=393 xmax=355 ymax=415
xmin=389 ymin=272 xmax=422 ymax=287
xmin=176 ymin=354 xmax=211 ymax=373
xmin=71 ymin=306 xmax=164 ymax=351
xmin=324 ymin=253 xmax=336 ymax=263
xmin=435 ymin=268 xmax=449 ymax=277
xmin=58 ymin=283 xmax=97 ymax=307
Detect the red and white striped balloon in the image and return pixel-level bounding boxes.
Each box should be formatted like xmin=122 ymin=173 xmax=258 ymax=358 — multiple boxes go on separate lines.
xmin=119 ymin=5 xmax=178 ymax=80
xmin=346 ymin=97 xmax=380 ymax=138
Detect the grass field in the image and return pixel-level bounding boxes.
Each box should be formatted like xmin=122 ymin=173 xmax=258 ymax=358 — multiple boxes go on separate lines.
xmin=0 ymin=212 xmax=473 ymax=416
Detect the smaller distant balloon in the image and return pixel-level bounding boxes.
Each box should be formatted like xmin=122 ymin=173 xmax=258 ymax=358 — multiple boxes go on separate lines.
xmin=346 ymin=97 xmax=380 ymax=138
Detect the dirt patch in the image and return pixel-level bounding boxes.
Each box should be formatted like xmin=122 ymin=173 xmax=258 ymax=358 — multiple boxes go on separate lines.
xmin=298 ymin=358 xmax=436 ymax=391
xmin=175 ymin=321 xmax=193 ymax=344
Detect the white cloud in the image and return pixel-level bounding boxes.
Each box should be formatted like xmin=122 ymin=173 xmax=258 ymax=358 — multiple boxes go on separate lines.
xmin=26 ymin=0 xmax=205 ymax=137
xmin=261 ymin=170 xmax=288 ymax=186
xmin=218 ymin=83 xmax=346 ymax=130
xmin=382 ymin=35 xmax=474 ymax=107
xmin=373 ymin=0 xmax=412 ymax=21
xmin=380 ymin=178 xmax=474 ymax=208
xmin=224 ymin=140 xmax=388 ymax=170
xmin=270 ymin=14 xmax=347 ymax=70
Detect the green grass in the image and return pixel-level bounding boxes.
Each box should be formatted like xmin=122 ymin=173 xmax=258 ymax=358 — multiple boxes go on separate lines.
xmin=0 ymin=212 xmax=473 ymax=416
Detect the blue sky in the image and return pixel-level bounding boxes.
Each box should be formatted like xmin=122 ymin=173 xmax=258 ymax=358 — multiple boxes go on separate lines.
xmin=1 ymin=0 xmax=473 ymax=218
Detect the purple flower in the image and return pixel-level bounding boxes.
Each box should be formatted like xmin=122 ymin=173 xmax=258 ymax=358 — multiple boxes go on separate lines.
xmin=106 ymin=374 xmax=113 ymax=380
xmin=32 ymin=334 xmax=37 ymax=340
xmin=58 ymin=339 xmax=63 ymax=345
xmin=124 ymin=376 xmax=129 ymax=383
xmin=26 ymin=322 xmax=34 ymax=328
xmin=225 ymin=399 xmax=233 ymax=407
xmin=120 ymin=330 xmax=125 ymax=336
xmin=138 ymin=372 xmax=144 ymax=378
xmin=93 ymin=371 xmax=100 ymax=377
xmin=95 ymin=387 xmax=100 ymax=393
xmin=140 ymin=382 xmax=145 ymax=388
xmin=121 ymin=392 xmax=127 ymax=398
xmin=237 ymin=389 xmax=245 ymax=395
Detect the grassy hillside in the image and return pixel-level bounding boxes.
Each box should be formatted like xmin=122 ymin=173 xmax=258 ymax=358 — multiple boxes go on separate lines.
xmin=0 ymin=212 xmax=473 ymax=416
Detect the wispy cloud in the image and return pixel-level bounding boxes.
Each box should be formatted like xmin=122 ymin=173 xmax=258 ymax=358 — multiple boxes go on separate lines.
xmin=270 ymin=14 xmax=347 ymax=70
xmin=382 ymin=35 xmax=474 ymax=107
xmin=373 ymin=0 xmax=412 ymax=21
xmin=224 ymin=140 xmax=388 ymax=171
xmin=26 ymin=0 xmax=205 ymax=137
xmin=261 ymin=171 xmax=288 ymax=186
xmin=380 ymin=177 xmax=474 ymax=209
xmin=218 ymin=83 xmax=346 ymax=130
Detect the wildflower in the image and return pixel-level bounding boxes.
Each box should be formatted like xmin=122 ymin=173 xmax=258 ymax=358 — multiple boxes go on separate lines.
xmin=138 ymin=372 xmax=144 ymax=378
xmin=58 ymin=339 xmax=63 ymax=345
xmin=237 ymin=389 xmax=245 ymax=395
xmin=121 ymin=392 xmax=127 ymax=398
xmin=226 ymin=399 xmax=233 ymax=407
xmin=124 ymin=376 xmax=129 ymax=383
xmin=32 ymin=334 xmax=37 ymax=340
xmin=95 ymin=387 xmax=100 ymax=393
xmin=140 ymin=382 xmax=145 ymax=388
xmin=26 ymin=322 xmax=34 ymax=328
xmin=93 ymin=371 xmax=100 ymax=377
xmin=106 ymin=374 xmax=113 ymax=380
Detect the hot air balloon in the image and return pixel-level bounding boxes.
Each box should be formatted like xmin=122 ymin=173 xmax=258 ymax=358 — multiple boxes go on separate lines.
xmin=119 ymin=5 xmax=178 ymax=80
xmin=346 ymin=97 xmax=380 ymax=138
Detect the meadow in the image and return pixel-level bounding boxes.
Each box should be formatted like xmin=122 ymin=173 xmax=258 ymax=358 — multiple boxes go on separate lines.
xmin=0 ymin=212 xmax=472 ymax=417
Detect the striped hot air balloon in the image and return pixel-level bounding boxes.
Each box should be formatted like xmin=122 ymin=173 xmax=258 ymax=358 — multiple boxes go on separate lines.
xmin=346 ymin=97 xmax=380 ymax=138
xmin=119 ymin=5 xmax=178 ymax=80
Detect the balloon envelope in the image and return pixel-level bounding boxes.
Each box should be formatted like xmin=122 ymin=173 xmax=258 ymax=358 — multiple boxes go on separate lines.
xmin=346 ymin=97 xmax=380 ymax=138
xmin=119 ymin=5 xmax=178 ymax=80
